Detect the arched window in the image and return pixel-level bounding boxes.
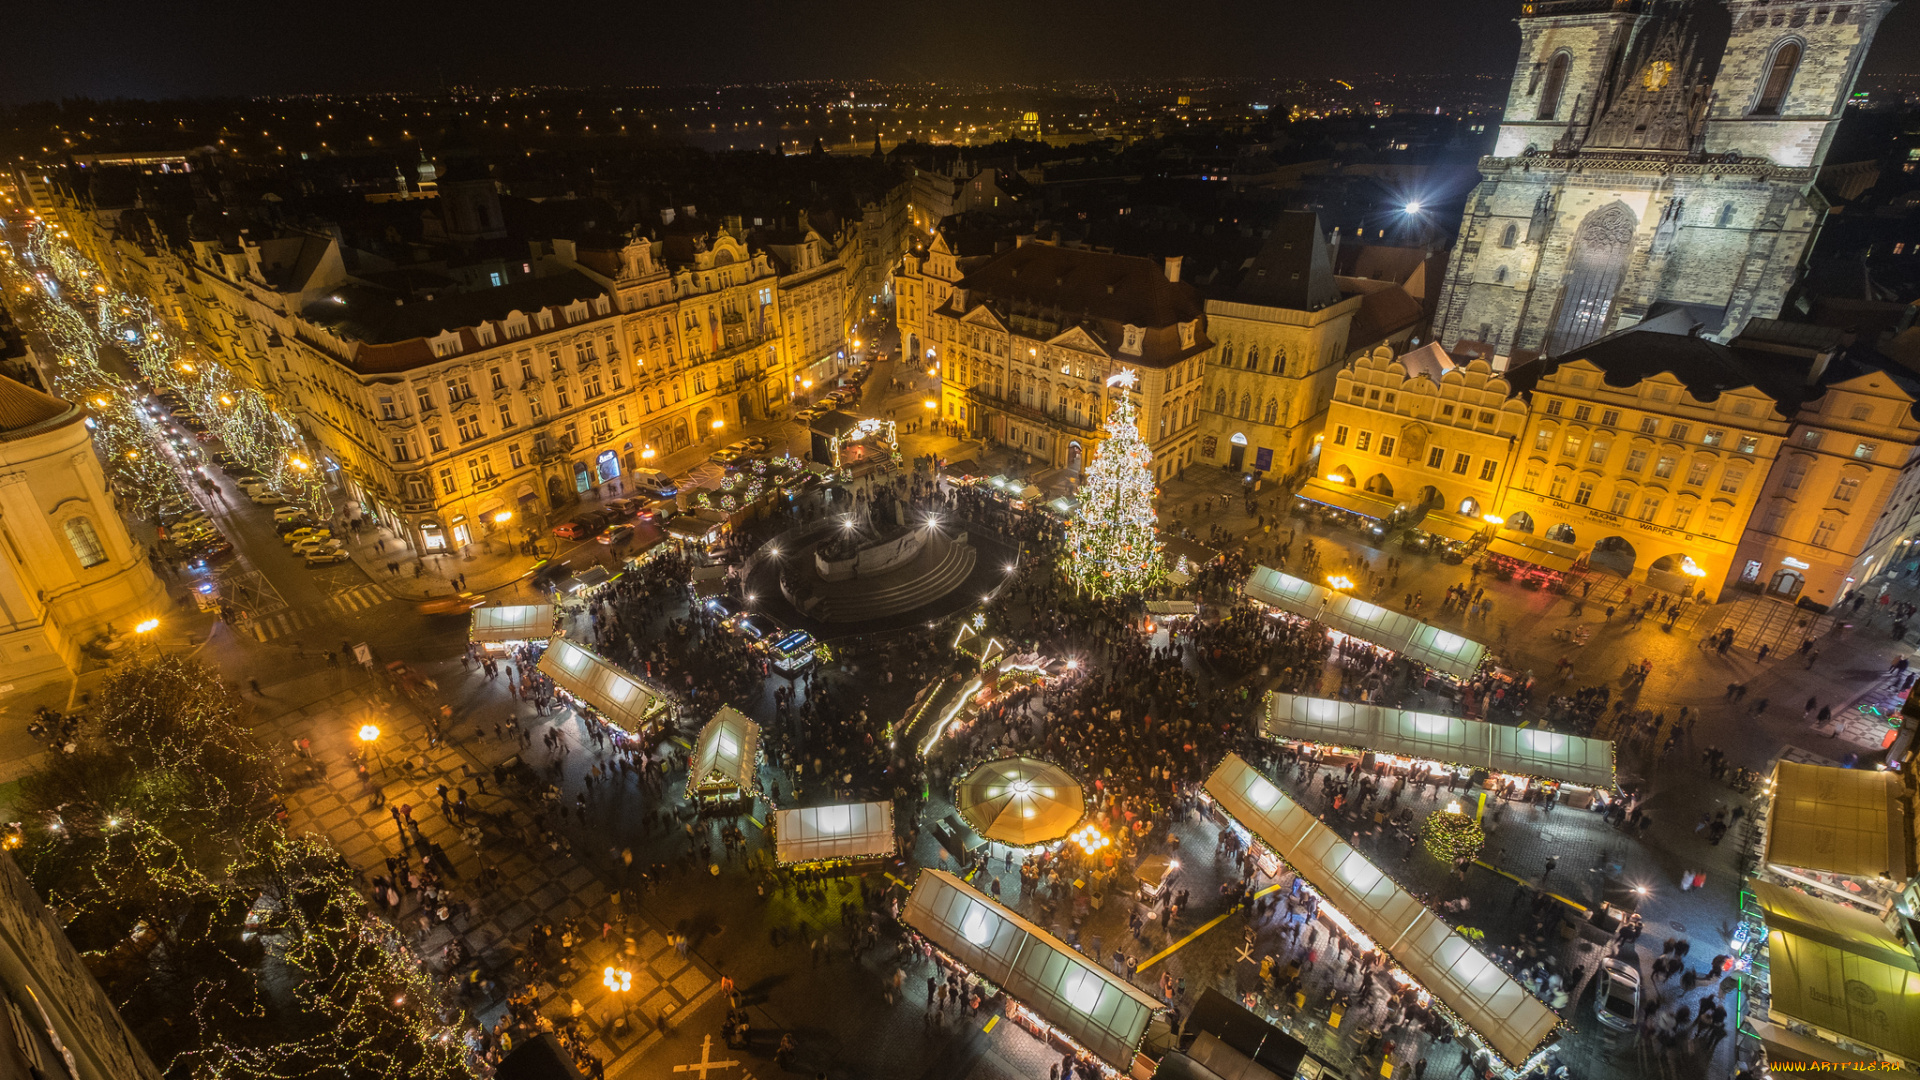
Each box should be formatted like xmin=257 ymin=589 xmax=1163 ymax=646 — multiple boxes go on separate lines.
xmin=1246 ymin=345 xmax=1260 ymax=371
xmin=1214 ymin=389 xmax=1227 ymax=413
xmin=1537 ymin=52 xmax=1571 ymax=120
xmin=1717 ymin=202 xmax=1736 ymax=227
xmin=1754 ymin=40 xmax=1801 ymax=115
xmin=1494 ymin=266 xmax=1509 ymax=284
xmin=1545 ymin=202 xmax=1638 ymax=355
xmin=1271 ymin=346 xmax=1286 ymax=374
xmin=1219 ymin=343 xmax=1234 ymax=368
xmin=65 ymin=518 xmax=107 ymax=568
xmin=1500 ymin=223 xmax=1518 ymax=248
xmin=1263 ymin=399 xmax=1279 ymax=424
xmin=1238 ymin=394 xmax=1252 ymax=420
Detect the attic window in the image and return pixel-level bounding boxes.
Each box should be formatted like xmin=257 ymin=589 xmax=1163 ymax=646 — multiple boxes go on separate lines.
xmin=1256 ymin=269 xmax=1268 ymax=277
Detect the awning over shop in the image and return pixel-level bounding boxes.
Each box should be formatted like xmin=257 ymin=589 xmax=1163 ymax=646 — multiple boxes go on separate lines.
xmin=691 ymin=706 xmax=760 ymax=796
xmin=1294 ymin=477 xmax=1404 ymax=521
xmin=773 ymin=801 xmax=896 ymax=864
xmin=1765 ymin=761 xmax=1910 ymax=881
xmin=665 ymin=517 xmax=721 ymax=542
xmin=1486 ymin=531 xmax=1580 ymax=573
xmin=1204 ymin=755 xmax=1559 ymax=1070
xmin=1241 ymin=567 xmax=1488 ymax=679
xmin=1750 ymin=880 xmax=1917 ymax=972
xmin=904 ymin=869 xmax=1162 ymax=1069
xmin=469 ymin=604 xmax=555 ymax=643
xmin=1263 ymin=694 xmax=1616 ymax=789
xmin=1764 ymin=925 xmax=1920 ymax=1064
xmin=535 ymin=636 xmax=669 ymax=733
xmin=1418 ymin=511 xmax=1485 ymax=544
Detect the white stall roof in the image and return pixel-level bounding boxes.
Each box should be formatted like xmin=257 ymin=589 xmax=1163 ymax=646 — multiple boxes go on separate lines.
xmin=904 ymin=869 xmax=1161 ymax=1069
xmin=774 ymin=801 xmax=896 ymax=864
xmin=1242 ymin=568 xmax=1487 ymax=679
xmin=1205 ymin=755 xmax=1559 ymax=1070
xmin=469 ymin=604 xmax=555 ymax=643
xmin=1264 ymin=694 xmax=1617 ymax=789
xmin=1766 ymin=761 xmax=1910 ymax=881
xmin=691 ymin=706 xmax=761 ymax=793
xmin=535 ymin=636 xmax=669 ymax=733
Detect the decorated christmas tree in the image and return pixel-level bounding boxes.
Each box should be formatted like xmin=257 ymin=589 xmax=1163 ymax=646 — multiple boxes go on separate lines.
xmin=1064 ymin=370 xmax=1165 ymax=598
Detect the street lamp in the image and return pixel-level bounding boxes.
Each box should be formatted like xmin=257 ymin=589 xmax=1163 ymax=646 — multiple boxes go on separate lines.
xmin=358 ymin=723 xmax=381 ymax=773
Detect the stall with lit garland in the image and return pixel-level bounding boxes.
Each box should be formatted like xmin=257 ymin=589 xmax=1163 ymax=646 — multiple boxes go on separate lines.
xmin=1262 ymin=692 xmax=1617 ymax=804
xmin=534 ymin=635 xmax=671 ymax=735
xmin=1242 ymin=566 xmax=1489 ymax=681
xmin=1484 ymin=528 xmax=1582 ymax=589
xmin=903 ymin=869 xmax=1164 ymax=1076
xmin=688 ymin=706 xmax=762 ymax=807
xmin=1204 ymin=754 xmax=1563 ymax=1077
xmin=1292 ymin=476 xmax=1404 ymax=538
xmin=809 ymin=411 xmax=897 ymax=472
xmin=771 ymin=800 xmax=896 ymax=867
xmin=467 ymin=604 xmax=556 ymax=655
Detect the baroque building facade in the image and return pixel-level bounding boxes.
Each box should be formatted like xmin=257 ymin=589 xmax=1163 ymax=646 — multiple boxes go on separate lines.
xmin=1433 ymin=0 xmax=1895 ymax=359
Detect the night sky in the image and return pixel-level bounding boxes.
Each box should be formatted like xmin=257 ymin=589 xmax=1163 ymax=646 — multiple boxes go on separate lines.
xmin=2 ymin=0 xmax=1915 ymax=101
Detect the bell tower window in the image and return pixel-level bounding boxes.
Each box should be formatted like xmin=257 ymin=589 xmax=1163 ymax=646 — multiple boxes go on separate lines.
xmin=1537 ymin=52 xmax=1571 ymax=120
xmin=1753 ymin=41 xmax=1801 ymax=115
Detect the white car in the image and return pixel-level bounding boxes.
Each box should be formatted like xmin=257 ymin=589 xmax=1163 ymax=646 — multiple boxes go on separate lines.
xmin=1593 ymin=956 xmax=1641 ymax=1032
xmin=293 ymin=537 xmax=343 ymax=557
xmin=272 ymin=506 xmax=310 ymax=523
xmin=249 ymin=490 xmax=287 ymax=506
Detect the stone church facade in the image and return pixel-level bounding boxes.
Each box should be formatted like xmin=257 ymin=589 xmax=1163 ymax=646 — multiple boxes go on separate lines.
xmin=1433 ymin=0 xmax=1895 ymax=359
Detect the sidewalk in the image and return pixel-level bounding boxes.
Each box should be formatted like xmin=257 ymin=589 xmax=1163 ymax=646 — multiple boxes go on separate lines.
xmin=342 ymin=521 xmax=541 ymax=602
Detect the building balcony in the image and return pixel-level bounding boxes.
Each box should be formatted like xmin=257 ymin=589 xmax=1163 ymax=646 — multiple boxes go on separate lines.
xmin=965 ymin=387 xmax=1101 ymax=439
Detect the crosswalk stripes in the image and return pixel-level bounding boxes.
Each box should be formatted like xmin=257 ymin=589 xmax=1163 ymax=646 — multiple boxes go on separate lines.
xmin=245 ymin=608 xmax=313 ymax=642
xmin=329 ymin=584 xmax=392 ymax=614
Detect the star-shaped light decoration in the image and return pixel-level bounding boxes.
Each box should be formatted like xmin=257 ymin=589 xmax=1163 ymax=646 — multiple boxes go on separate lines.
xmin=1106 ymin=368 xmax=1139 ymax=389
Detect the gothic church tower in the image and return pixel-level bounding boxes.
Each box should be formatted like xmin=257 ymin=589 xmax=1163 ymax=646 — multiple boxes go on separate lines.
xmin=1433 ymin=0 xmax=1895 ymax=359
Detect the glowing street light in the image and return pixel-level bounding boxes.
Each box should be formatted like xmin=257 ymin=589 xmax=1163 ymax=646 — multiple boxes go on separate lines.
xmin=1404 ymin=201 xmax=1423 ymax=214
xmin=134 ymin=618 xmax=159 ymax=634
xmin=1327 ymin=575 xmax=1355 ymax=590
xmin=494 ymin=511 xmax=512 ymax=525
xmin=710 ymin=419 xmax=725 ymax=430
xmin=289 ymin=457 xmax=310 ymax=471
xmin=603 ymin=966 xmax=633 ymax=992
xmin=923 ymin=399 xmax=937 ymax=410
xmin=359 ymin=724 xmax=380 ymax=743
xmin=1325 ymin=472 xmax=1347 ymax=483
xmin=1681 ymin=557 xmax=1707 ymax=578
xmin=1482 ymin=514 xmax=1505 ymax=526
xmin=641 ymin=446 xmax=656 ymax=459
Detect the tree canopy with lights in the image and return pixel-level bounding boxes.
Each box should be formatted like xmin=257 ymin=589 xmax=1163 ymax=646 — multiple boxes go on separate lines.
xmin=1063 ymin=370 xmax=1165 ymax=599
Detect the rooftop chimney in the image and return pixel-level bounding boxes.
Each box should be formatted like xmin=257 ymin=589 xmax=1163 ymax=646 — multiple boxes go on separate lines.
xmin=1164 ymin=256 xmax=1183 ymax=284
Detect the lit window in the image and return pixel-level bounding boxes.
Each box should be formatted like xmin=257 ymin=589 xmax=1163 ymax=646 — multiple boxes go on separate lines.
xmin=1573 ymin=479 xmax=1595 ymax=505
xmin=64 ymin=518 xmax=106 ymax=568
xmin=1855 ymin=442 xmax=1877 ymax=460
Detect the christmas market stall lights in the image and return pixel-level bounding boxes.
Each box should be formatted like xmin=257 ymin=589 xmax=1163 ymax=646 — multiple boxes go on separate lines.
xmin=1204 ymin=754 xmax=1562 ymax=1075
xmin=955 ymin=756 xmax=1086 ymax=848
xmin=1762 ymin=760 xmax=1909 ymax=914
xmin=1739 ymin=877 xmax=1920 ymax=1069
xmin=468 ymin=604 xmax=556 ymax=653
xmin=534 ymin=635 xmax=669 ymax=735
xmin=904 ymin=673 xmax=985 ymax=759
xmin=688 ymin=705 xmax=761 ymax=807
xmin=1243 ymin=566 xmax=1488 ymax=680
xmin=771 ymin=800 xmax=896 ymax=866
xmin=903 ymin=868 xmax=1163 ymax=1075
xmin=1262 ymin=692 xmax=1618 ymax=795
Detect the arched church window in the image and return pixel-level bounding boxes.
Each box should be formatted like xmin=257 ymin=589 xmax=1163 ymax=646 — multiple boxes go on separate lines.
xmin=1537 ymin=52 xmax=1571 ymax=120
xmin=1500 ymin=223 xmax=1518 ymax=248
xmin=1717 ymin=203 xmax=1736 ymax=227
xmin=1545 ymin=202 xmax=1638 ymax=356
xmin=1246 ymin=345 xmax=1260 ymax=371
xmin=1238 ymin=394 xmax=1252 ymax=420
xmin=1214 ymin=389 xmax=1227 ymax=413
xmin=1495 ymin=266 xmax=1509 ymax=284
xmin=1753 ymin=41 xmax=1801 ymax=115
xmin=1263 ymin=399 xmax=1279 ymax=424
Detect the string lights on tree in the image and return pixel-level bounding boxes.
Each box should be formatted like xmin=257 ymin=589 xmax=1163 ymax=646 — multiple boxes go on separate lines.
xmin=1063 ymin=368 xmax=1165 ymax=599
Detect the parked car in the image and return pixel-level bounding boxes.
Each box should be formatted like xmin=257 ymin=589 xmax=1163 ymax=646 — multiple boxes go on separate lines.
xmin=293 ymin=536 xmax=343 ymax=556
xmin=274 ymin=517 xmax=316 ymax=535
xmin=1593 ymin=957 xmax=1641 ymax=1032
xmin=740 ymin=436 xmax=771 ymax=454
xmin=272 ymin=506 xmax=310 ymax=523
xmin=249 ymin=490 xmax=288 ymax=506
xmin=630 ymin=472 xmax=677 ymax=498
xmin=303 ymin=549 xmax=353 ymax=567
xmin=552 ymin=519 xmax=597 ymax=540
xmin=709 ymin=443 xmax=749 ymax=465
xmin=598 ymin=523 xmax=636 ymax=546
xmin=281 ymin=527 xmax=328 ymax=546
xmin=604 ymin=497 xmax=637 ymax=516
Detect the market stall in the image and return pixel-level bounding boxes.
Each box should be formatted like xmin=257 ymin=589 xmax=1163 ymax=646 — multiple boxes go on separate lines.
xmin=1762 ymin=761 xmax=1910 ymax=913
xmin=1242 ymin=567 xmax=1489 ymax=680
xmin=1404 ymin=509 xmax=1486 ymax=562
xmin=903 ymin=869 xmax=1162 ymax=1074
xmin=468 ymin=604 xmax=556 ymax=653
xmin=534 ymin=635 xmax=670 ymax=735
xmin=772 ymin=801 xmax=896 ymax=866
xmin=688 ymin=705 xmax=761 ymax=806
xmin=1204 ymin=754 xmax=1561 ymax=1075
xmin=955 ymin=757 xmax=1085 ymax=848
xmin=1262 ymin=693 xmax=1617 ymax=795
xmin=1748 ymin=879 xmax=1920 ymax=1068
xmin=1485 ymin=529 xmax=1581 ymax=586
xmin=1156 ymin=533 xmax=1221 ymax=586
xmin=1293 ymin=477 xmax=1404 ymax=536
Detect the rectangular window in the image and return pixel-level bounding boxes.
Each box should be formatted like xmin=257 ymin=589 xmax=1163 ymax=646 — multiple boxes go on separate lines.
xmin=427 ymin=428 xmax=446 ymax=453
xmin=457 ymin=415 xmax=482 ymax=443
xmin=1534 ymin=428 xmax=1553 ymax=452
xmin=1479 ymin=411 xmax=1495 ymax=424
xmin=1686 ymin=460 xmax=1711 ymax=486
xmin=1601 ymin=409 xmax=1620 ymax=427
xmin=1587 ymin=439 xmax=1609 ymax=465
xmin=584 ymin=372 xmax=604 ymax=399
xmin=1441 ymin=404 xmax=1455 ymax=417
xmin=468 ymin=457 xmax=488 ymax=485
xmin=438 ymin=467 xmax=457 ymax=495
xmin=1638 ymin=417 xmax=1659 ymax=435
xmin=1609 ymin=490 xmax=1631 ymax=514
xmin=1701 ymin=428 xmax=1725 ymax=447
xmin=617 ymin=403 xmax=629 ymax=425
xmin=1671 ymin=504 xmax=1694 ymax=531
xmin=1781 ymin=455 xmax=1809 ymax=491
xmin=549 ymin=348 xmax=565 ymax=373
xmin=390 ymin=437 xmax=410 ymax=462
xmin=1378 ymin=436 xmax=1396 ymax=457
xmin=498 ymin=403 xmax=515 ymax=428
xmin=1574 ymin=479 xmax=1595 ymax=506
xmin=1479 ymin=459 xmax=1498 ymax=482
xmin=1654 ymin=455 xmax=1676 ymax=479
xmin=1737 ymin=435 xmax=1758 ymax=455
xmin=1801 ymin=430 xmax=1823 ymax=449
xmin=1855 ymin=442 xmax=1877 ymax=460
xmin=1573 ymin=404 xmax=1592 ymax=422
xmin=529 ymin=397 xmax=546 ymax=419
xmin=1452 ymin=452 xmax=1472 ymax=475
xmin=1669 ymin=422 xmax=1690 ymax=441
xmin=1833 ymin=476 xmax=1860 ymax=503
xmin=1356 ymin=431 xmax=1372 ymax=452
xmin=406 ymin=476 xmax=430 ymax=502
xmin=1521 ymin=466 xmax=1541 ymax=491
xmin=1545 ymin=399 xmax=1563 ymax=416
xmin=1427 ymin=446 xmax=1445 ymax=468
xmin=1761 ymin=500 xmax=1791 ymax=533
xmin=1812 ymin=519 xmax=1838 ymax=547
xmin=379 ymin=395 xmax=397 ymax=419
xmin=1705 ymin=512 xmax=1727 ymax=538
xmin=1561 ymin=433 xmax=1582 ymax=458
xmin=1638 ymin=494 xmax=1662 ymax=521
xmin=1719 ymin=469 xmax=1746 ymax=495
xmin=490 ymin=368 xmax=505 ymax=391
xmin=509 ymin=444 xmax=524 ymax=468
xmin=416 ymin=388 xmax=434 ymax=413
xmin=1625 ymin=449 xmax=1648 ymax=473
xmin=1548 ymin=472 xmax=1568 ymax=499
xmin=1333 ymin=425 xmax=1349 ymax=446
xmin=556 ymin=384 xmax=572 ymax=409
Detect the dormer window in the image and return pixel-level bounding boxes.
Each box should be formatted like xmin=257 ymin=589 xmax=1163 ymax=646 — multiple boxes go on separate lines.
xmin=503 ymin=313 xmax=529 ymax=339
xmin=593 ymin=296 xmax=612 ymax=316
xmin=536 ymin=310 xmax=555 ymax=331
xmin=1179 ymin=321 xmax=1197 ymax=349
xmin=429 ymin=331 xmax=463 ymax=359
xmin=475 ymin=323 xmax=497 ymax=347
xmin=1120 ymin=325 xmax=1144 ymax=357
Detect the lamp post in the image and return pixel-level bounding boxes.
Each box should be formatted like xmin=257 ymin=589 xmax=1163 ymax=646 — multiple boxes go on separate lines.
xmin=134 ymin=617 xmax=158 ymax=660
xmin=604 ymin=966 xmax=634 ymax=1030
xmin=358 ymin=723 xmax=381 ymax=775
xmin=491 ymin=510 xmax=512 ymax=555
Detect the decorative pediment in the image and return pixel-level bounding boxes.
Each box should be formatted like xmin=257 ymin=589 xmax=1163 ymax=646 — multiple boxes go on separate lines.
xmin=1046 ymin=325 xmax=1108 ymax=356
xmin=959 ymin=304 xmax=1007 ymax=332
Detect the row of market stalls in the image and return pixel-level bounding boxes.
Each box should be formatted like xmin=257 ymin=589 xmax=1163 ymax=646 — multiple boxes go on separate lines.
xmin=469 ymin=604 xmax=556 ymax=653
xmin=1204 ymin=753 xmax=1563 ymax=1075
xmin=1242 ymin=566 xmax=1489 ymax=680
xmin=1735 ymin=758 xmax=1920 ymax=1072
xmin=905 ymin=868 xmax=1165 ymax=1074
xmin=535 ymin=636 xmax=672 ymax=735
xmin=1262 ymin=692 xmax=1617 ymax=800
